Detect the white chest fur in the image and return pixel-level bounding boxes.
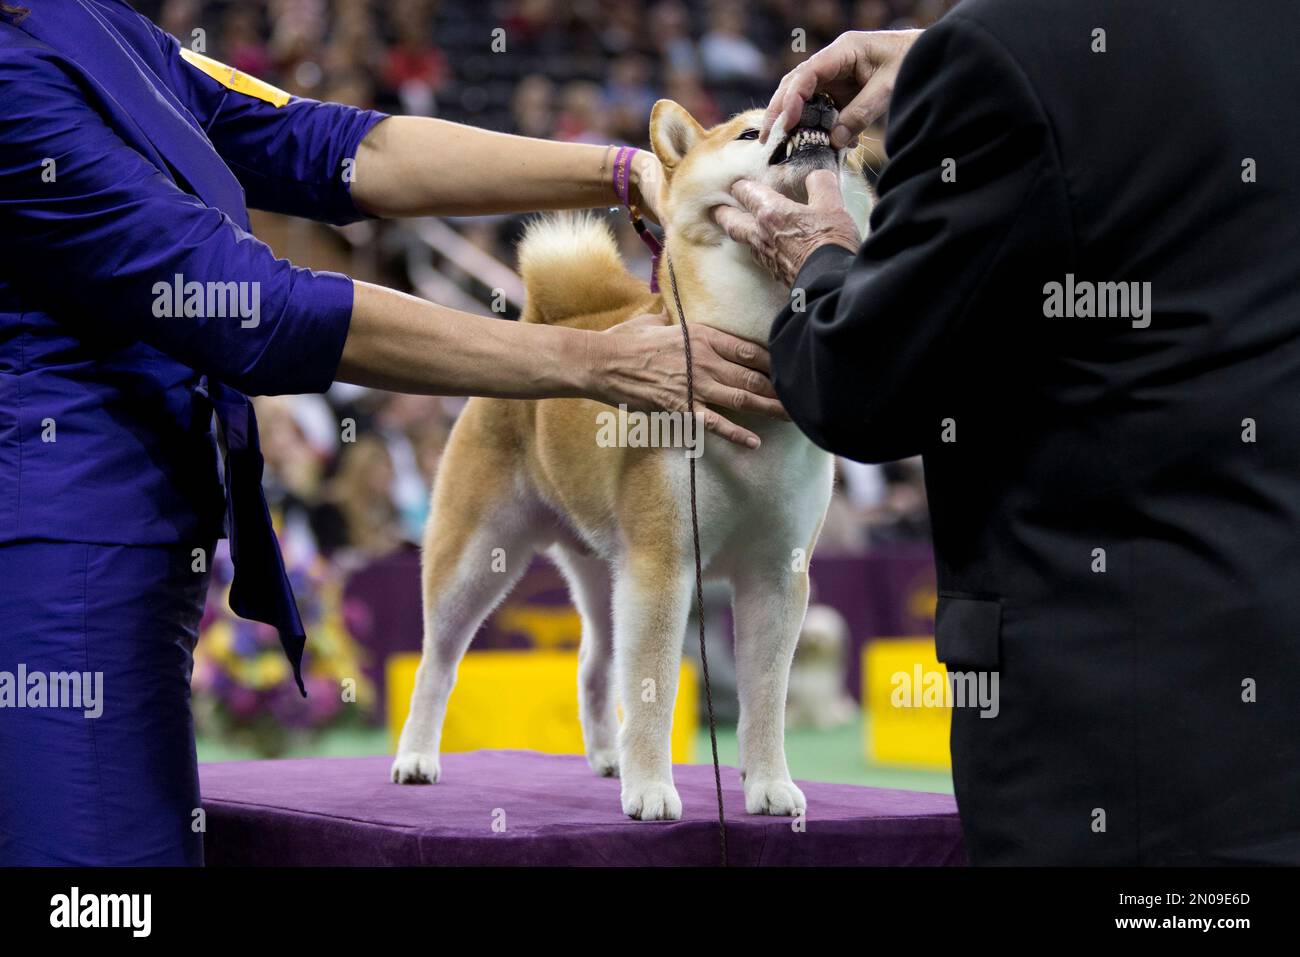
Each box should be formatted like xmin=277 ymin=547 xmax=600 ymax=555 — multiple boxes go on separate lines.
xmin=658 ymin=232 xmax=836 ymax=571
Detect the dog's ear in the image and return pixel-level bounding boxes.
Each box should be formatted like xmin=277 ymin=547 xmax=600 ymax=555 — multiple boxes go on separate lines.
xmin=649 ymin=99 xmax=704 ymax=173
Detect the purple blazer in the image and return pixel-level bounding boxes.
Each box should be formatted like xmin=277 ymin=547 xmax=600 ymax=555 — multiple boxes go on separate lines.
xmin=0 ymin=0 xmax=388 ymax=688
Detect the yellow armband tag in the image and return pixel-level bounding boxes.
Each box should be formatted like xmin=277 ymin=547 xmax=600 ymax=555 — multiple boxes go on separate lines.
xmin=179 ymin=48 xmax=291 ymax=108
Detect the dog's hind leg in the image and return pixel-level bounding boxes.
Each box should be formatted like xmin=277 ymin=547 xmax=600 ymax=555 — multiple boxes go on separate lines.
xmin=550 ymin=546 xmax=620 ymax=777
xmin=392 ymin=439 xmax=537 ymax=785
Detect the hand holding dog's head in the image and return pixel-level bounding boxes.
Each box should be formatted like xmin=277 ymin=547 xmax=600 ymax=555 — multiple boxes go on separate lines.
xmin=713 ymin=171 xmax=862 ymax=286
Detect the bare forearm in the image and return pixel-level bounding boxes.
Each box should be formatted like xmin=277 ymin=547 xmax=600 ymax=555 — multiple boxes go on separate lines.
xmin=351 ymin=116 xmax=631 ymax=218
xmin=333 ymin=280 xmax=781 ymax=448
xmin=336 ymin=280 xmax=598 ymax=398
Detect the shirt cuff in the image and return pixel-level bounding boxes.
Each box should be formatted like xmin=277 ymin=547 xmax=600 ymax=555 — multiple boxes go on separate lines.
xmin=269 ymin=268 xmax=354 ymax=394
xmin=793 ymin=243 xmax=855 ymax=292
xmin=330 ymin=108 xmax=390 ymax=224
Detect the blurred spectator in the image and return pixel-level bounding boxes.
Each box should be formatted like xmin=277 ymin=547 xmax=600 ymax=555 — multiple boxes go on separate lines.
xmin=912 ymin=0 xmax=955 ymax=27
xmin=853 ymin=0 xmax=895 ymax=30
xmin=804 ymin=0 xmax=849 ymax=50
xmin=369 ymin=394 xmax=447 ymax=540
xmin=159 ymin=0 xmax=204 ymax=48
xmin=699 ymin=0 xmax=768 ymax=87
xmin=507 ymin=0 xmax=556 ymax=41
xmin=268 ymin=0 xmax=331 ymax=97
xmin=315 ymin=436 xmax=404 ymax=564
xmin=381 ymin=0 xmax=449 ymax=116
xmin=600 ymin=1 xmax=642 ymax=57
xmin=663 ymin=67 xmax=721 ymax=128
xmin=512 ymin=74 xmax=556 ymax=138
xmin=257 ymin=396 xmax=335 ymax=508
xmin=649 ymin=1 xmax=701 ymax=75
xmin=319 ymin=1 xmax=381 ymax=108
xmin=873 ymin=459 xmax=931 ymax=542
xmin=219 ymin=4 xmax=272 ymax=78
xmin=555 ymin=80 xmax=612 ymax=142
xmin=605 ymin=54 xmax=658 ymax=144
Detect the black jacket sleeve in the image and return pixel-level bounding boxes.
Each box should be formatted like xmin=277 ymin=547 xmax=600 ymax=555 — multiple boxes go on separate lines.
xmin=769 ymin=12 xmax=1076 ymax=463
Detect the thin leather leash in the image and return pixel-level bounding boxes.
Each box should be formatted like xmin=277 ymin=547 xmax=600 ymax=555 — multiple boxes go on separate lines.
xmin=668 ymin=255 xmax=728 ymax=868
xmin=613 ymin=145 xmax=727 ymax=865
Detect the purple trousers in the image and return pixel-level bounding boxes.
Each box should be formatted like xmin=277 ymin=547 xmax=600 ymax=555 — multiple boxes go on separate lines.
xmin=0 ymin=540 xmax=210 ymax=865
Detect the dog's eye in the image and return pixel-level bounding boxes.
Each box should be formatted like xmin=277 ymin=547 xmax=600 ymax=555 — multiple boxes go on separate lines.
xmin=735 ymin=129 xmax=760 ymax=141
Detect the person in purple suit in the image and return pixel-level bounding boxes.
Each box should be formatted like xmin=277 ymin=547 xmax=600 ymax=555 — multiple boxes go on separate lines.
xmin=0 ymin=0 xmax=781 ymax=865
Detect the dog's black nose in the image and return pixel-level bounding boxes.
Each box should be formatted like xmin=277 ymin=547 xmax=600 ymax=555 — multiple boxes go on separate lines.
xmin=798 ymin=93 xmax=837 ymax=131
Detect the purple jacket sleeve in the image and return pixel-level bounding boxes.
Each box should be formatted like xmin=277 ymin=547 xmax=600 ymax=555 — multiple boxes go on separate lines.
xmin=147 ymin=25 xmax=389 ymax=225
xmin=0 ymin=44 xmax=354 ymax=396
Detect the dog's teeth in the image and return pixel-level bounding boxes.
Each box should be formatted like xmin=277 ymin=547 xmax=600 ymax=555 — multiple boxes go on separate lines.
xmin=783 ymin=128 xmax=833 ymax=157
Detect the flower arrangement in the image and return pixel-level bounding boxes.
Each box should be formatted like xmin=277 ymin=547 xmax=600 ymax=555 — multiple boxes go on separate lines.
xmin=193 ymin=536 xmax=375 ymax=757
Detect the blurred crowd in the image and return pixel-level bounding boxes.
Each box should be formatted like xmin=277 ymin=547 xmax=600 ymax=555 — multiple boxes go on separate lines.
xmin=138 ymin=0 xmax=938 ymax=570
xmin=142 ymin=0 xmax=958 ymax=127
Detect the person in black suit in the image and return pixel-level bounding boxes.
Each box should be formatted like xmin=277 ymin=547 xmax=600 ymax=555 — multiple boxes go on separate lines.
xmin=716 ymin=0 xmax=1300 ymax=865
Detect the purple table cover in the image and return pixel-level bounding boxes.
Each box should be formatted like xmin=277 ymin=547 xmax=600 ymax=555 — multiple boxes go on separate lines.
xmin=200 ymin=751 xmax=966 ymax=866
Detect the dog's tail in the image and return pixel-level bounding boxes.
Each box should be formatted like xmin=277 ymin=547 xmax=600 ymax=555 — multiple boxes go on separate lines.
xmin=517 ymin=213 xmax=649 ymax=324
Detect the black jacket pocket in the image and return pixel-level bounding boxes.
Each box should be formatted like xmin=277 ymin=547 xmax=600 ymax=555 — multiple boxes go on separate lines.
xmin=935 ymin=594 xmax=1002 ymax=670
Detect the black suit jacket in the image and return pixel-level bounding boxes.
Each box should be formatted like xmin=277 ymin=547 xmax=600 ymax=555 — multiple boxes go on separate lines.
xmin=772 ymin=0 xmax=1300 ymax=864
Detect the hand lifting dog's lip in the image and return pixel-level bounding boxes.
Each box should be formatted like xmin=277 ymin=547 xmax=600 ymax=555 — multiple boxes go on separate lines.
xmin=763 ymin=94 xmax=843 ymax=198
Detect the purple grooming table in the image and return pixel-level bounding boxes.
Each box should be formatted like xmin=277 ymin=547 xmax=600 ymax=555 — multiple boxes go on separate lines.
xmin=199 ymin=751 xmax=966 ymax=866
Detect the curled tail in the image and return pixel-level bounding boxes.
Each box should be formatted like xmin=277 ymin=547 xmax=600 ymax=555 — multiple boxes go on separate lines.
xmin=517 ymin=213 xmax=650 ymax=324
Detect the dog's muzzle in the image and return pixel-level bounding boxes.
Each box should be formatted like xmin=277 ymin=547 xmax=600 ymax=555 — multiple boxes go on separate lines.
xmin=770 ymin=93 xmax=840 ymax=165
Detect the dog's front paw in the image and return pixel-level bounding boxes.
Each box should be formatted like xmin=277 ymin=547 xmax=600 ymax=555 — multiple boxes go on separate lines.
xmin=744 ymin=778 xmax=806 ymax=816
xmin=391 ymin=751 xmax=441 ymax=784
xmin=587 ymin=748 xmax=620 ymax=778
xmin=621 ymin=780 xmax=682 ymax=821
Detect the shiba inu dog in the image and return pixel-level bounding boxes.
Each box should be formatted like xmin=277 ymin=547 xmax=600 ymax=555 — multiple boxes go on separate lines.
xmin=392 ymin=97 xmax=874 ymax=820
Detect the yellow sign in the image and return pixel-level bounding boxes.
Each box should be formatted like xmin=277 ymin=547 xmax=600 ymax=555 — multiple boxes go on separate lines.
xmin=863 ymin=638 xmax=952 ymax=769
xmin=179 ymin=48 xmax=291 ymax=108
xmin=387 ymin=649 xmax=697 ymax=763
xmin=494 ymin=606 xmax=582 ymax=650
